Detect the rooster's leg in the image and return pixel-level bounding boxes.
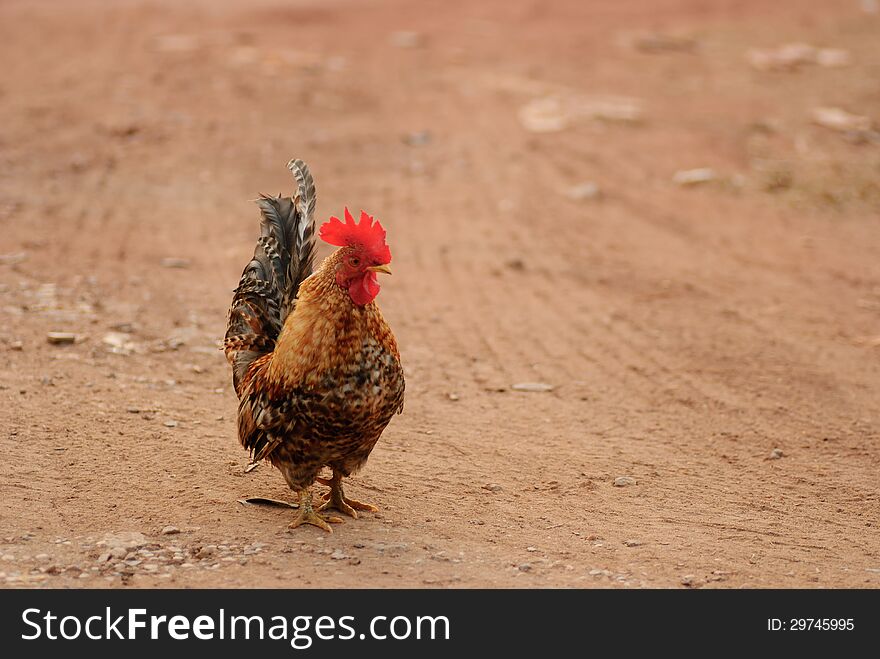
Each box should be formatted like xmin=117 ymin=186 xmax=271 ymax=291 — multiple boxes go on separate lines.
xmin=317 ymin=470 xmax=379 ymax=519
xmin=288 ymin=489 xmax=342 ymax=532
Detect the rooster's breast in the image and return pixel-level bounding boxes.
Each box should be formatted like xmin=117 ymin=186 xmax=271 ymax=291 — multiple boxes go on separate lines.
xmin=304 ymin=337 xmax=404 ymax=448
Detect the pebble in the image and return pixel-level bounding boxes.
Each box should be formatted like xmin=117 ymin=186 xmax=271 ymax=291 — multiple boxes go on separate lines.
xmin=811 ymin=107 xmax=871 ymax=133
xmin=100 ymin=531 xmax=148 ymax=550
xmin=517 ymin=563 xmax=532 ymax=572
xmin=160 ymin=257 xmax=191 ymax=269
xmin=110 ymin=322 xmax=137 ymax=333
xmin=673 ymin=168 xmax=716 ymax=186
xmin=747 ymin=44 xmax=851 ymax=71
xmin=613 ymin=476 xmax=636 ymax=487
xmin=164 ymin=420 xmax=178 ymax=428
xmin=389 ymin=31 xmax=422 ymax=48
xmin=630 ymin=32 xmax=696 ymax=53
xmin=518 ymin=97 xmax=569 ymax=133
xmin=680 ymin=574 xmax=696 ymax=587
xmin=46 ymin=332 xmax=77 ymax=345
xmin=816 ymin=49 xmax=850 ymax=68
xmin=102 ymin=332 xmax=137 ymax=355
xmin=330 ymin=549 xmax=350 ymax=560
xmin=623 ymin=539 xmax=643 ymax=547
xmin=482 ymin=483 xmax=503 ymax=493
xmin=161 ymin=526 xmax=180 ymax=535
xmin=769 ymin=448 xmax=784 ymax=460
xmin=153 ymin=34 xmax=199 ymax=54
xmin=526 ymin=546 xmax=537 ymax=552
xmin=0 ymin=252 xmax=27 ymax=265
xmin=511 ymin=382 xmax=554 ymax=393
xmin=10 ymin=341 xmax=22 ymax=351
xmin=566 ymin=182 xmax=601 ymax=201
xmin=403 ymin=130 xmax=431 ymax=146
xmin=447 ymin=393 xmax=460 ymax=401
xmin=195 ymin=545 xmax=216 ymax=559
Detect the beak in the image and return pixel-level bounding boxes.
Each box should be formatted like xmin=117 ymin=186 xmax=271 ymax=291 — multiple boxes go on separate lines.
xmin=368 ymin=264 xmax=392 ymax=275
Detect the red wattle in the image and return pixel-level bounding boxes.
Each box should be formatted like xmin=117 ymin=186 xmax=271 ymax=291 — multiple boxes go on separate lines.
xmin=348 ymin=271 xmax=380 ymax=306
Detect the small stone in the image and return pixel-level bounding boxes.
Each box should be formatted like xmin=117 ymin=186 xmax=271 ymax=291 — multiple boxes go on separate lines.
xmin=526 ymin=546 xmax=537 ymax=552
xmin=101 ymin=531 xmax=148 ymax=550
xmin=681 ymin=574 xmax=696 ymax=586
xmin=390 ymin=31 xmax=422 ymax=48
xmin=630 ymin=32 xmax=696 ymax=53
xmin=447 ymin=393 xmax=460 ymax=401
xmin=746 ymin=43 xmax=816 ymax=71
xmin=161 ymin=526 xmax=180 ymax=536
xmin=511 ymin=382 xmax=554 ymax=393
xmin=330 ymin=549 xmax=350 ymax=560
xmin=0 ymin=252 xmax=27 ymax=265
xmin=109 ymin=547 xmax=127 ymax=560
xmin=811 ymin=107 xmax=871 ymax=133
xmin=102 ymin=332 xmax=137 ymax=355
xmin=403 ymin=130 xmax=431 ymax=146
xmin=160 ymin=257 xmax=191 ymax=269
xmin=623 ymin=539 xmax=643 ymax=547
xmin=518 ymin=97 xmax=569 ymax=133
xmin=769 ymin=448 xmax=784 ymax=460
xmin=10 ymin=341 xmax=22 ymax=351
xmin=673 ymin=168 xmax=716 ymax=186
xmin=34 ymin=554 xmax=50 ymax=562
xmin=517 ymin=563 xmax=532 ymax=572
xmin=613 ymin=476 xmax=636 ymax=487
xmin=153 ymin=34 xmax=199 ymax=53
xmin=566 ymin=182 xmax=601 ymax=201
xmin=164 ymin=420 xmax=178 ymax=428
xmin=97 ymin=552 xmax=111 ymax=563
xmin=110 ymin=322 xmax=137 ymax=333
xmin=482 ymin=483 xmax=503 ymax=493
xmin=195 ymin=545 xmax=216 ymax=559
xmin=46 ymin=332 xmax=77 ymax=345
xmin=816 ymin=48 xmax=850 ymax=68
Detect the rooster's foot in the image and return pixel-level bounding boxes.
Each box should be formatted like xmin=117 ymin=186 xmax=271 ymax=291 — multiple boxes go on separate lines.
xmin=317 ymin=472 xmax=379 ymax=520
xmin=288 ymin=490 xmax=342 ymax=533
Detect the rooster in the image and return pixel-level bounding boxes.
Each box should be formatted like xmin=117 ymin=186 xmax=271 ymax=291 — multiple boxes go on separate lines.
xmin=224 ymin=159 xmax=404 ymax=532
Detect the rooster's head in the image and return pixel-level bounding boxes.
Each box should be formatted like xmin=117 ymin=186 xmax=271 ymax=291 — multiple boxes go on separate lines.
xmin=320 ymin=208 xmax=392 ymax=306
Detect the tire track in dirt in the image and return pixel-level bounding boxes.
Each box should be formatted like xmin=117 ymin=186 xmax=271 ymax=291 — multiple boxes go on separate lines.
xmin=440 ymin=75 xmax=880 ymax=561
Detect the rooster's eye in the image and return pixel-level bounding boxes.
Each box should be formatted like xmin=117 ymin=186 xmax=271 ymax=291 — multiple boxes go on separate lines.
xmin=349 ymin=257 xmax=360 ymax=267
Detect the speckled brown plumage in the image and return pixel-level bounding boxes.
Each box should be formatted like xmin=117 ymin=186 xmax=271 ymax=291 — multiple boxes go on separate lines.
xmin=223 ymin=159 xmax=404 ymax=531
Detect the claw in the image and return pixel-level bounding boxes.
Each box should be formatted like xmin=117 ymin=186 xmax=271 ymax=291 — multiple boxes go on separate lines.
xmin=287 ymin=489 xmax=342 ymax=533
xmin=319 ymin=471 xmax=379 ymax=519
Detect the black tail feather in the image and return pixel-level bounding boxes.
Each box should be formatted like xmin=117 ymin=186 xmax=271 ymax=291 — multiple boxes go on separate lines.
xmin=224 ymin=160 xmax=318 ymax=394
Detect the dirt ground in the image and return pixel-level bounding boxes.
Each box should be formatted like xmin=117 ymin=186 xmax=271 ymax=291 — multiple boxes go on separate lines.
xmin=1 ymin=0 xmax=879 ymax=589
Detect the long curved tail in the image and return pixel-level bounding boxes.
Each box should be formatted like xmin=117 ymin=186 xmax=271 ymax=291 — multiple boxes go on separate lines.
xmin=224 ymin=159 xmax=317 ymax=395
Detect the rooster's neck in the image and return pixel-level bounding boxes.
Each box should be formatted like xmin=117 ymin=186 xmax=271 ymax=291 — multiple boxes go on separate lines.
xmin=266 ymin=255 xmax=395 ymax=388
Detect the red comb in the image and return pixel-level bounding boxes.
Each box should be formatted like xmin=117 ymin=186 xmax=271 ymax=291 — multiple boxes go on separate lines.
xmin=319 ymin=208 xmax=391 ymax=263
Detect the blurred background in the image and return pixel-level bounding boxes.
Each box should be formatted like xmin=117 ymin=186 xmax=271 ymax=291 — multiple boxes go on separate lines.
xmin=0 ymin=0 xmax=878 ymax=588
